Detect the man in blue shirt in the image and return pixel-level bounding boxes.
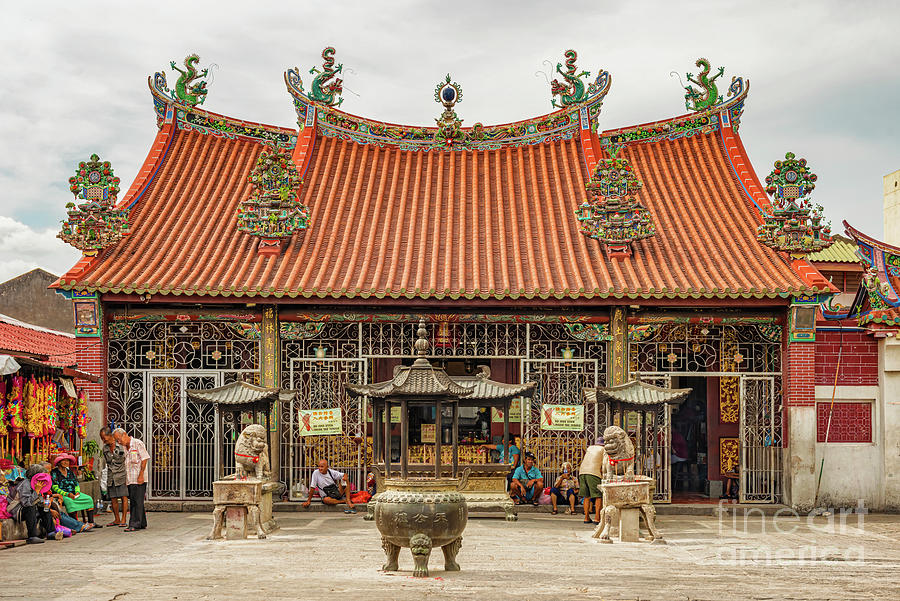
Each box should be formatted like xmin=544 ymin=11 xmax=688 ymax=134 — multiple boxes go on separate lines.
xmin=510 ymin=452 xmax=544 ymax=506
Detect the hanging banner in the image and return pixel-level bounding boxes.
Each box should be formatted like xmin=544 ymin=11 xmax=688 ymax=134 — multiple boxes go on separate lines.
xmin=491 ymin=398 xmax=526 ymax=423
xmin=539 ymin=404 xmax=584 ymax=431
xmin=298 ymin=407 xmax=342 ymax=436
xmin=421 ymin=423 xmax=436 ymax=443
xmin=365 ymin=402 xmax=401 ymax=423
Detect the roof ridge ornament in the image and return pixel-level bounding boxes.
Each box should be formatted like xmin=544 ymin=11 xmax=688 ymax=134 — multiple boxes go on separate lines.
xmin=680 ymin=58 xmax=724 ymax=112
xmin=575 ymin=146 xmax=656 ymax=259
xmin=168 ymin=54 xmax=211 ymax=107
xmin=434 ymin=74 xmax=464 ymax=145
xmin=58 ymin=154 xmax=130 ymax=256
xmin=549 ymin=49 xmax=607 ymax=108
xmin=307 ymin=47 xmax=345 ymax=107
xmin=236 ymin=146 xmax=310 ymax=255
xmin=756 ymin=152 xmax=834 ymax=257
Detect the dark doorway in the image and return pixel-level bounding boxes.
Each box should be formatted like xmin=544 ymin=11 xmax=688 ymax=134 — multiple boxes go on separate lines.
xmin=670 ymin=376 xmax=708 ymax=501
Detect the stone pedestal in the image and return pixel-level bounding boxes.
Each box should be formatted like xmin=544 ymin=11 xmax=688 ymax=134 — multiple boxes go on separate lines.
xmin=593 ymin=477 xmax=663 ymax=543
xmin=619 ymin=508 xmax=640 ymax=542
xmin=208 ymin=479 xmax=279 ymax=540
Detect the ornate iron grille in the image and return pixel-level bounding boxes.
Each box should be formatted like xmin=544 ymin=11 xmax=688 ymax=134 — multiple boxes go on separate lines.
xmin=149 ymin=375 xmax=181 ymax=498
xmin=629 ymin=324 xmax=781 ymax=374
xmin=361 ymin=321 xmax=527 ymax=357
xmin=522 ymin=359 xmax=606 ymax=490
xmin=108 ymin=321 xmax=259 ymax=371
xmin=740 ymin=376 xmax=783 ymax=503
xmin=282 ymin=359 xmax=366 ymax=497
xmin=107 ymin=371 xmax=145 ymax=436
xmin=621 ymin=374 xmax=672 ymax=502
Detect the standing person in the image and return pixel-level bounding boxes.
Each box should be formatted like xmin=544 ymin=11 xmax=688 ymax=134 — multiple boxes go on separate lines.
xmin=301 ymin=459 xmax=356 ymax=514
xmin=578 ymin=438 xmax=606 ymax=525
xmin=50 ymin=453 xmax=101 ymax=528
xmin=114 ymin=427 xmax=150 ymax=532
xmin=100 ymin=427 xmax=129 ymax=527
xmin=509 ymin=452 xmax=544 ymax=506
xmin=549 ymin=461 xmax=579 ymax=515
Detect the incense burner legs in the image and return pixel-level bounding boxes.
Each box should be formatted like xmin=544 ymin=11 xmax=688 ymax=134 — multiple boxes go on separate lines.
xmin=374 ymin=480 xmax=468 ymax=578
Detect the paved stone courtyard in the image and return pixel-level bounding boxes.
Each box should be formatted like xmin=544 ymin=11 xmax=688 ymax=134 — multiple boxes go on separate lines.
xmin=1 ymin=510 xmax=899 ymax=600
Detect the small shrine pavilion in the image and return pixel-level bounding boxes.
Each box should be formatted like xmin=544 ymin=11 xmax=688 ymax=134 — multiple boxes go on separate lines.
xmin=52 ymin=49 xmax=841 ymax=508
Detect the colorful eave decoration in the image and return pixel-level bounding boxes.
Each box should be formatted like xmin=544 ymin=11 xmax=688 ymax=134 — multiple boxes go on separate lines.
xmin=57 ymin=153 xmax=130 ymax=256
xmin=168 ymin=54 xmax=210 ymax=107
xmin=756 ymin=152 xmax=833 ymax=256
xmin=236 ymin=146 xmax=310 ymax=255
xmin=575 ymin=147 xmax=656 ymax=259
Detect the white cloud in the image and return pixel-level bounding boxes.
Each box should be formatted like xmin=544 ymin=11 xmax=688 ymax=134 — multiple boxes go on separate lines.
xmin=0 ymin=216 xmax=80 ymax=283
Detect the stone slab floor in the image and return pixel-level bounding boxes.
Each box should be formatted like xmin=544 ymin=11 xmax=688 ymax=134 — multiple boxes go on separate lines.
xmin=1 ymin=511 xmax=898 ymax=601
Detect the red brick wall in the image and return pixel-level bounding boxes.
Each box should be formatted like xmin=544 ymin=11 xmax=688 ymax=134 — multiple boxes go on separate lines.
xmin=786 ymin=342 xmax=815 ymax=407
xmin=816 ymin=401 xmax=873 ymax=443
xmin=815 ymin=331 xmax=878 ymax=386
xmin=75 ymin=336 xmax=105 ymax=405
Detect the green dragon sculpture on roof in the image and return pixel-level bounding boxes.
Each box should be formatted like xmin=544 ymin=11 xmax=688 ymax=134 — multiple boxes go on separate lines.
xmin=549 ymin=49 xmax=596 ymax=108
xmin=169 ymin=54 xmax=209 ymax=107
xmin=681 ymin=58 xmax=724 ymax=112
xmin=308 ymin=47 xmax=344 ymax=107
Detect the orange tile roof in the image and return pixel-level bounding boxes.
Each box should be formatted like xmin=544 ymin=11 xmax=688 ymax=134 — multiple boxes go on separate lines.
xmin=0 ymin=314 xmax=76 ymax=367
xmin=54 ymin=110 xmax=824 ymax=302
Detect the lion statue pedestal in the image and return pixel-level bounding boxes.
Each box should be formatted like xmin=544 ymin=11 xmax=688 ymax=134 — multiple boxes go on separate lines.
xmin=208 ymin=424 xmax=281 ymax=540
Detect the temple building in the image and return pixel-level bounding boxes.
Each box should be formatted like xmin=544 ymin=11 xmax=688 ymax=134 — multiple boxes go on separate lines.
xmin=54 ymin=49 xmax=870 ymax=510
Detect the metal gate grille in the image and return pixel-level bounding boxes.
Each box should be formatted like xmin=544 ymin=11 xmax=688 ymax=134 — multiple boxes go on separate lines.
xmin=147 ymin=373 xmax=219 ymax=499
xmin=740 ymin=376 xmax=782 ymax=503
xmin=284 ymin=358 xmax=366 ymax=497
xmin=626 ymin=373 xmax=672 ymax=503
xmin=521 ymin=359 xmax=603 ymax=488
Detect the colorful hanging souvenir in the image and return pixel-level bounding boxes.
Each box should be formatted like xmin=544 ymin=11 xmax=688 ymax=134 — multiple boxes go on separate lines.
xmin=58 ymin=391 xmax=73 ymax=431
xmin=0 ymin=379 xmax=7 ymax=437
xmin=7 ymin=375 xmax=24 ymax=432
xmin=24 ymin=376 xmax=42 ymax=438
xmin=76 ymin=390 xmax=88 ymax=439
xmin=756 ymin=152 xmax=833 ymax=256
xmin=43 ymin=380 xmax=58 ymax=438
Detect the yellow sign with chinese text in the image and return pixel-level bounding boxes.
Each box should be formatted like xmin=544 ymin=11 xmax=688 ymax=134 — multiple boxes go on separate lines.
xmin=365 ymin=401 xmax=401 ymax=423
xmin=421 ymin=423 xmax=436 ymax=443
xmin=539 ymin=404 xmax=584 ymax=431
xmin=491 ymin=397 xmax=526 ymax=423
xmin=298 ymin=407 xmax=343 ymax=436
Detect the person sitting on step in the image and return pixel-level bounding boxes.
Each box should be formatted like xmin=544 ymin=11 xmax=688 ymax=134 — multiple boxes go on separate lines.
xmin=301 ymin=459 xmax=356 ymax=514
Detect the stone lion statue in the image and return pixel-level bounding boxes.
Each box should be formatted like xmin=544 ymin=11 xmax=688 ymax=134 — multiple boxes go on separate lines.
xmin=233 ymin=424 xmax=270 ymax=480
xmin=602 ymin=425 xmax=635 ymax=481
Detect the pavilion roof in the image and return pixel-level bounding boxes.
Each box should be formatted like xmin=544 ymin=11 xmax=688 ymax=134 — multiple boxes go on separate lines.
xmin=53 ymin=74 xmax=832 ymax=303
xmin=186 ymin=380 xmax=294 ymax=407
xmin=582 ymin=380 xmax=691 ymax=407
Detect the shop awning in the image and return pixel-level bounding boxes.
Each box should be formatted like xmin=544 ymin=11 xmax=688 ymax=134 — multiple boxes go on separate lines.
xmin=0 ymin=354 xmax=20 ymax=375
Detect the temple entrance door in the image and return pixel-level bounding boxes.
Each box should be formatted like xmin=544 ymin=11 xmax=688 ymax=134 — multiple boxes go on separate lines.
xmin=521 ymin=359 xmax=603 ymax=490
xmin=740 ymin=376 xmax=781 ymax=503
xmin=146 ymin=372 xmax=220 ymax=499
xmin=287 ymin=358 xmax=366 ymax=499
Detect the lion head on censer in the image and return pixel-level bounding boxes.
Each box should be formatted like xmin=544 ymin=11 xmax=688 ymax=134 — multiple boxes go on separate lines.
xmin=233 ymin=424 xmax=271 ymax=480
xmin=602 ymin=425 xmax=635 ymax=481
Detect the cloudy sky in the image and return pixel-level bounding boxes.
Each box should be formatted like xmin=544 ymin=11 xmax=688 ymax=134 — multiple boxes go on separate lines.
xmin=1 ymin=0 xmax=898 ymax=282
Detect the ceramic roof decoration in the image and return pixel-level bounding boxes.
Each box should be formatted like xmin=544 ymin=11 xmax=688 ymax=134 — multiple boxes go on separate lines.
xmin=235 ymin=145 xmax=310 ymax=254
xmin=549 ymin=49 xmax=609 ymax=109
xmin=575 ymin=146 xmax=656 ymax=259
xmin=167 ymin=54 xmax=211 ymax=107
xmin=680 ymin=58 xmax=725 ymax=113
xmin=57 ymin=153 xmax=130 ymax=256
xmin=52 ymin=51 xmax=837 ymax=301
xmin=756 ymin=152 xmax=834 ymax=256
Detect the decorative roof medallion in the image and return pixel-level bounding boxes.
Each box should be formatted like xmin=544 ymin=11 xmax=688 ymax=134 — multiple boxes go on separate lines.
xmin=58 ymin=154 xmax=130 ymax=256
xmin=307 ymin=47 xmax=344 ymax=107
xmin=434 ymin=74 xmax=464 ymax=145
xmin=549 ymin=49 xmax=602 ymax=108
xmin=680 ymin=58 xmax=725 ymax=112
xmin=236 ymin=146 xmax=310 ymax=255
xmin=575 ymin=147 xmax=655 ymax=259
xmin=168 ymin=54 xmax=210 ymax=107
xmin=756 ymin=152 xmax=833 ymax=256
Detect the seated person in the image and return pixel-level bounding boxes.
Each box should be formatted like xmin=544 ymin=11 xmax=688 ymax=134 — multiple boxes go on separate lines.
xmin=509 ymin=452 xmax=544 ymax=506
xmin=32 ymin=472 xmax=92 ymax=534
xmin=480 ymin=438 xmax=520 ymax=466
xmin=50 ymin=453 xmax=101 ymax=528
xmin=550 ymin=461 xmax=579 ymax=515
xmin=301 ymin=459 xmax=356 ymax=514
xmin=16 ymin=464 xmax=56 ymax=544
